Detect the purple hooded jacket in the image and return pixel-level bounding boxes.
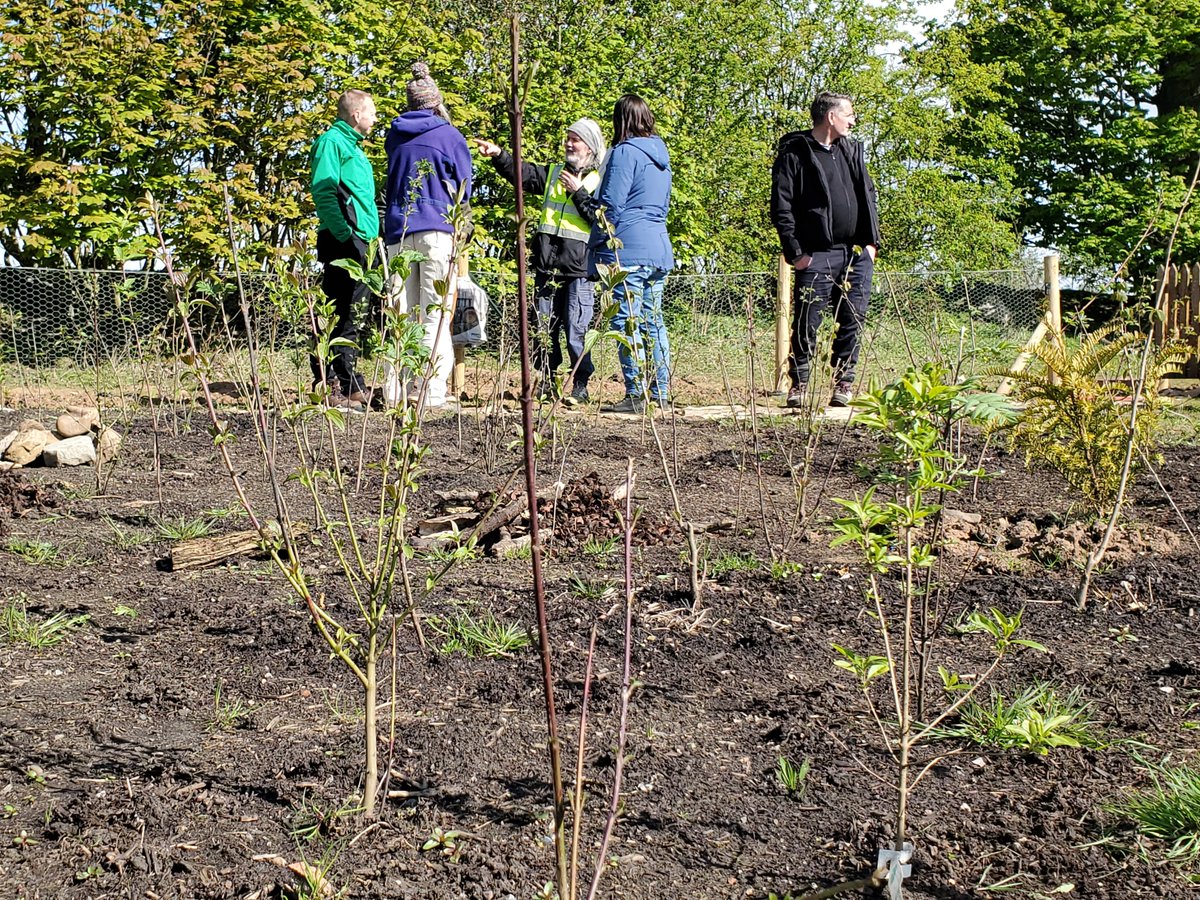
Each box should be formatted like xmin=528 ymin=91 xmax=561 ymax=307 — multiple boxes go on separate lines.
xmin=383 ymin=110 xmax=473 ymax=241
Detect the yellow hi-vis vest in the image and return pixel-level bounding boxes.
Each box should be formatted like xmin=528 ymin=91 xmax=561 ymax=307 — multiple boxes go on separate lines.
xmin=535 ymin=166 xmax=600 ymax=243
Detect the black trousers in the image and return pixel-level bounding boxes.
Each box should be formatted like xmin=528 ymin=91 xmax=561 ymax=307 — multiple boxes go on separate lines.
xmin=789 ymin=245 xmax=873 ymax=388
xmin=312 ymin=230 xmax=368 ymax=394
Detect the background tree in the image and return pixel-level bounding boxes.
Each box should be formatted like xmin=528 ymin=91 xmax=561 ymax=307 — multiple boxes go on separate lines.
xmin=923 ymin=0 xmax=1200 ymax=276
xmin=2 ymin=0 xmax=1032 ymax=274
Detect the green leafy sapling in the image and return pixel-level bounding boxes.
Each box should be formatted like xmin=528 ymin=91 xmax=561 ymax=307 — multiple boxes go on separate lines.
xmin=826 ymin=365 xmax=1042 ymax=882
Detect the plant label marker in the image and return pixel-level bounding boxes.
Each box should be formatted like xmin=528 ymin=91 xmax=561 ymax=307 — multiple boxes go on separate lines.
xmin=876 ymin=842 xmax=913 ymax=900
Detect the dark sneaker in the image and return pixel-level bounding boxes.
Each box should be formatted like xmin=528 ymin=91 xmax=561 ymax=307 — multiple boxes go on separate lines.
xmin=536 ymin=380 xmax=557 ymax=402
xmin=601 ymin=395 xmax=646 ymax=415
xmin=829 ymin=381 xmax=854 ymax=408
xmin=562 ymin=385 xmax=590 ymax=408
xmin=650 ymin=395 xmax=672 ymax=412
xmin=786 ymin=385 xmax=807 ymax=409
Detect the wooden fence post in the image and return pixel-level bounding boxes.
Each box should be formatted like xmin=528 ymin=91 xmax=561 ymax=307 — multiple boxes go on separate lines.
xmin=1045 ymin=254 xmax=1061 ymax=385
xmin=775 ymin=255 xmax=791 ymax=394
xmin=1190 ymin=263 xmax=1200 ymax=378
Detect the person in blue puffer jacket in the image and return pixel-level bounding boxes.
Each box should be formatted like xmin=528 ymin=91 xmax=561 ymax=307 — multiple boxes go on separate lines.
xmin=382 ymin=62 xmax=473 ymax=408
xmin=587 ymin=94 xmax=675 ymax=414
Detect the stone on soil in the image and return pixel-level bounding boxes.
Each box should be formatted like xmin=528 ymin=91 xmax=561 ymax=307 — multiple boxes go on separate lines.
xmin=65 ymin=406 xmax=101 ymax=430
xmin=55 ymin=413 xmax=92 ymax=438
xmin=97 ymin=427 xmax=122 ymax=464
xmin=0 ymin=430 xmax=17 ymax=457
xmin=42 ymin=435 xmax=96 ymax=467
xmin=5 ymin=429 xmax=57 ymax=466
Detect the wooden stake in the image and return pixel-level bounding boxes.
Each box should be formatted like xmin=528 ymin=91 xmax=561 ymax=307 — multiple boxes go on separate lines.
xmin=1045 ymin=254 xmax=1062 ymax=385
xmin=775 ymin=255 xmax=792 ymax=394
xmin=997 ymin=312 xmax=1052 ymax=396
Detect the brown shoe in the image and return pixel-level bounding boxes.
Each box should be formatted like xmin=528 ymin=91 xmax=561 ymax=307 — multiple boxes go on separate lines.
xmin=829 ymin=381 xmax=854 ymax=408
xmin=786 ymin=384 xmax=807 ymax=408
xmin=348 ymin=389 xmax=382 ymax=411
xmin=328 ymin=385 xmax=365 ymax=412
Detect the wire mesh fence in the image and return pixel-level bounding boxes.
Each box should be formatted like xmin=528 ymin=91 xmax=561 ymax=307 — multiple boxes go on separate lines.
xmin=0 ymin=263 xmax=1048 ymax=403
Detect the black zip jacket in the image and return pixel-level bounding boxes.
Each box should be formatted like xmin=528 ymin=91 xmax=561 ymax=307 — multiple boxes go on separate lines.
xmin=490 ymin=150 xmax=599 ymax=279
xmin=769 ymin=130 xmax=881 ymax=264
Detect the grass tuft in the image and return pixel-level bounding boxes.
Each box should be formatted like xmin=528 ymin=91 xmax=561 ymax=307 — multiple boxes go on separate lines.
xmin=155 ymin=515 xmax=216 ymax=541
xmin=2 ymin=595 xmax=90 ymax=649
xmin=4 ymin=537 xmax=63 ymax=566
xmin=936 ymin=682 xmax=1105 ymax=754
xmin=1111 ymin=760 xmax=1200 ymax=863
xmin=427 ymin=609 xmax=530 ymax=658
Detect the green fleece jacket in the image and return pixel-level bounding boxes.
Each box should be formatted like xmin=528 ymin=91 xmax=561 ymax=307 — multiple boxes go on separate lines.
xmin=309 ymin=119 xmax=379 ymax=242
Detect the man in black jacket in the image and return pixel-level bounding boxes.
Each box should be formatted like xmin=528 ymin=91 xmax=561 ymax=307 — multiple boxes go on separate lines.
xmin=770 ymin=92 xmax=881 ymax=409
xmin=474 ymin=119 xmax=606 ymax=405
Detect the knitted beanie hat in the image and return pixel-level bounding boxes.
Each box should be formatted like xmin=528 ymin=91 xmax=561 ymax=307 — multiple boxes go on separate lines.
xmin=567 ymin=117 xmax=606 ymax=167
xmin=407 ymin=62 xmax=443 ymax=111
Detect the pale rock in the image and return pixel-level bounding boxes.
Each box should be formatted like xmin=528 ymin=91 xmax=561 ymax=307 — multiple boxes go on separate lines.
xmin=65 ymin=406 xmax=100 ymax=431
xmin=5 ymin=429 xmax=57 ymax=465
xmin=0 ymin=461 xmax=13 ymax=473
xmin=943 ymin=508 xmax=982 ymax=526
xmin=43 ymin=435 xmax=96 ymax=467
xmin=18 ymin=418 xmax=48 ymax=433
xmin=0 ymin=430 xmax=17 ymax=457
xmin=96 ymin=427 xmax=123 ymax=464
xmin=55 ymin=414 xmax=92 ymax=438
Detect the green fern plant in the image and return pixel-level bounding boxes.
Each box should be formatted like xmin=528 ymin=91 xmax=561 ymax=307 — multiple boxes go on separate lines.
xmin=997 ymin=324 xmax=1186 ymax=517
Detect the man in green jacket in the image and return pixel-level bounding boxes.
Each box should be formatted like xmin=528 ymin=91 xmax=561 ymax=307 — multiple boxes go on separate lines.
xmin=309 ymin=89 xmax=379 ymax=409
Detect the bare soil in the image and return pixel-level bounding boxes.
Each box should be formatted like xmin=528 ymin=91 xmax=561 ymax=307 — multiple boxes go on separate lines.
xmin=1 ymin=403 xmax=1199 ymax=900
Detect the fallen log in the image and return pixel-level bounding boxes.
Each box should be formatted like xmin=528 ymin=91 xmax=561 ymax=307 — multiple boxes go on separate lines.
xmin=466 ymin=481 xmax=564 ymax=545
xmin=168 ymin=520 xmax=309 ymax=571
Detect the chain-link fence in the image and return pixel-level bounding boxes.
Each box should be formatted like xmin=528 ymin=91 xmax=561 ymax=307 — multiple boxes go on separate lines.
xmin=0 ymin=264 xmax=1048 ymax=402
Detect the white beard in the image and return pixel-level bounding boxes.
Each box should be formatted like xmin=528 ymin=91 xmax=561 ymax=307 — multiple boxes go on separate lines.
xmin=565 ymin=150 xmax=593 ymax=172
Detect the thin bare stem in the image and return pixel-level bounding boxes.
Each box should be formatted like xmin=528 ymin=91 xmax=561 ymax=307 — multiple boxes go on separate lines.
xmin=507 ymin=18 xmax=567 ymax=895
xmin=586 ymin=458 xmax=637 ymax=900
xmin=569 ymin=625 xmax=599 ymax=900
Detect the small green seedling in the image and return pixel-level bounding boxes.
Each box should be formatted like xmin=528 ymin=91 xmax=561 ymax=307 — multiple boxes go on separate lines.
xmin=209 ymin=681 xmax=249 ymax=731
xmin=75 ymin=863 xmax=103 ymax=882
xmin=776 ymin=755 xmax=811 ymax=794
xmin=421 ymin=827 xmax=466 ymax=862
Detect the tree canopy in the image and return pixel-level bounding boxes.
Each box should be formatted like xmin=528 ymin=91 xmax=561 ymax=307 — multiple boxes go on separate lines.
xmin=24 ymin=0 xmax=1180 ymax=274
xmin=923 ymin=0 xmax=1200 ymax=276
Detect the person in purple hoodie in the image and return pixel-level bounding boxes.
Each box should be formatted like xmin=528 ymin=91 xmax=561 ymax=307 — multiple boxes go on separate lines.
xmin=588 ymin=94 xmax=675 ymax=415
xmin=382 ymin=62 xmax=473 ymax=408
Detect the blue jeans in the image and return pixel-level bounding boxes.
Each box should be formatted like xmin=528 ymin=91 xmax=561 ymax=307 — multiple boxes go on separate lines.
xmin=611 ymin=265 xmax=671 ymax=399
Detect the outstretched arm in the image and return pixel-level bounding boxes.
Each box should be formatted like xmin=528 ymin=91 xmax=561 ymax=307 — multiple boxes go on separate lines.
xmin=473 ymin=139 xmax=548 ymax=195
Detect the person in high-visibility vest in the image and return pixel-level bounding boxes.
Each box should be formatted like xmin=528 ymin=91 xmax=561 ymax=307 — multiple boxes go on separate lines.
xmin=473 ymin=118 xmax=607 ymax=406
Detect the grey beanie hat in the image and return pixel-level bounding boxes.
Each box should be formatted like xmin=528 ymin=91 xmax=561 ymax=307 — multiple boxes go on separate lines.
xmin=567 ymin=117 xmax=606 ymax=167
xmin=407 ymin=61 xmax=443 ymax=111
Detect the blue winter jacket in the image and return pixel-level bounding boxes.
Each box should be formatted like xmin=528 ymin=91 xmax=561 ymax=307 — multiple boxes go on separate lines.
xmin=587 ymin=136 xmax=674 ymax=273
xmin=384 ymin=111 xmax=473 ymax=241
